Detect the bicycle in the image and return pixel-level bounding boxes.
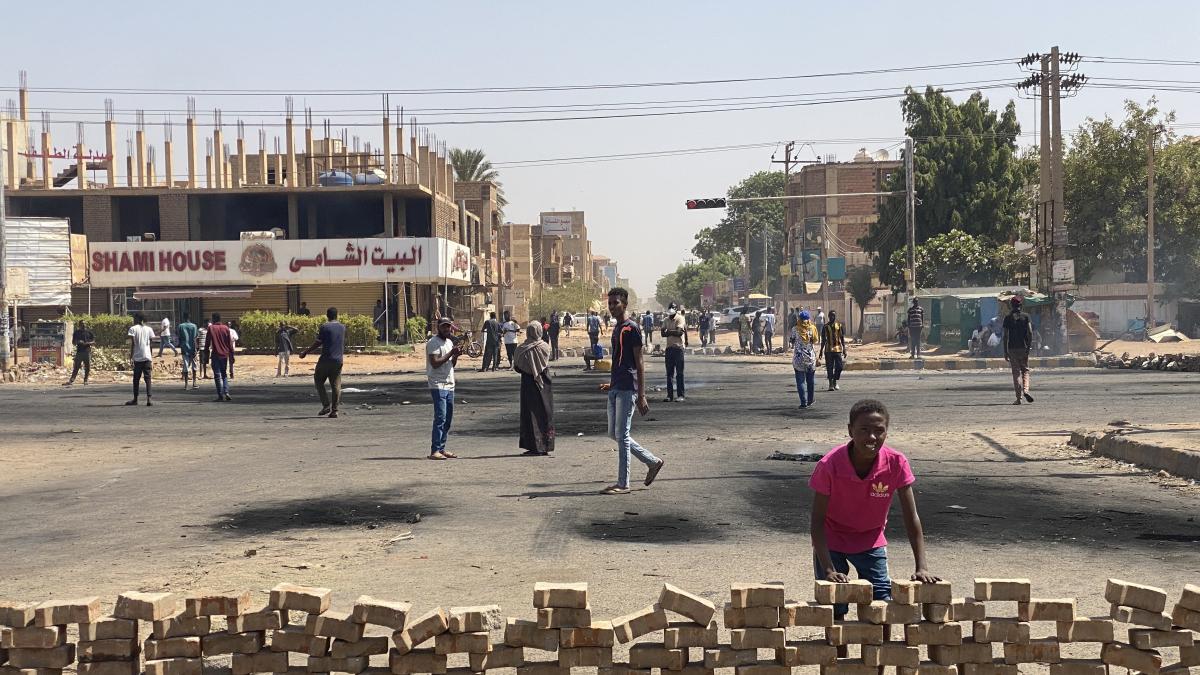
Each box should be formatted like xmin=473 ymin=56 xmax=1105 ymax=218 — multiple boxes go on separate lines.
xmin=448 ymin=321 xmax=482 ymax=358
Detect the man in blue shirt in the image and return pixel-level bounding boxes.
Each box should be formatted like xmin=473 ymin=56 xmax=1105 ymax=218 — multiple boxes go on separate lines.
xmin=599 ymin=288 xmax=665 ymax=495
xmin=298 ymin=307 xmax=347 ymax=418
xmin=641 ymin=310 xmax=655 ymax=350
xmin=586 ymin=310 xmax=602 ymax=349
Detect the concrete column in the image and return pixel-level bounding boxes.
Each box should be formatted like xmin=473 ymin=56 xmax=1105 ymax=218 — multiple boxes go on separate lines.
xmin=212 ymin=129 xmax=223 ymax=188
xmin=274 ymin=152 xmax=284 ymax=188
xmin=147 ymin=157 xmax=156 ymax=186
xmin=396 ymin=125 xmax=406 ymax=183
xmin=287 ymin=194 xmax=299 ymax=240
xmin=410 ymin=135 xmax=419 ymax=184
xmin=205 ymin=154 xmax=212 ymax=188
xmin=105 ymin=120 xmax=117 ymax=187
xmin=126 ymin=154 xmax=134 ymax=188
xmin=285 ymin=117 xmax=296 ymax=187
xmin=185 ymin=118 xmax=196 ymax=187
xmin=5 ymin=122 xmax=17 ymax=189
xmin=383 ymin=193 xmax=394 ymax=236
xmin=163 ymin=139 xmax=174 ymax=187
xmin=234 ymin=138 xmax=246 ymax=187
xmin=304 ymin=126 xmax=314 ymax=185
xmin=258 ymin=146 xmax=267 ymax=185
xmin=135 ymin=129 xmax=145 ymax=187
xmin=41 ymin=130 xmax=52 ymax=188
xmin=419 ymin=144 xmax=432 ymax=192
xmin=382 ymin=115 xmax=391 ymax=184
xmin=76 ymin=142 xmax=88 ymax=190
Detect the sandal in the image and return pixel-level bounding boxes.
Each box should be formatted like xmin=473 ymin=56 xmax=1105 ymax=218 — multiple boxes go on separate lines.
xmin=428 ymin=453 xmax=447 ymax=460
xmin=441 ymin=451 xmax=459 ymax=459
xmin=600 ymin=485 xmax=630 ymax=495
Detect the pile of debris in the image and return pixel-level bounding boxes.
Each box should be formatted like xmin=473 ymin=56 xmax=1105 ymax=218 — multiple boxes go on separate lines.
xmin=1095 ymin=351 xmax=1200 ymax=372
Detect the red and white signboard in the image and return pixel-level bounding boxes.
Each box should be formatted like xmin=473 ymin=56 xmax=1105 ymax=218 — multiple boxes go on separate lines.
xmin=87 ymin=237 xmax=471 ymax=288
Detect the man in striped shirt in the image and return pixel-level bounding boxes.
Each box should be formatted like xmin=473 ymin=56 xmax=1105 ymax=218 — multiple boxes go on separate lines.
xmin=907 ymin=299 xmax=924 ymax=359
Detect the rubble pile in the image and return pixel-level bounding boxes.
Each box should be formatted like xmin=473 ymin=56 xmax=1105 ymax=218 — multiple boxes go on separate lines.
xmin=2 ymin=580 xmax=1197 ymax=675
xmin=1095 ymin=351 xmax=1200 ymax=372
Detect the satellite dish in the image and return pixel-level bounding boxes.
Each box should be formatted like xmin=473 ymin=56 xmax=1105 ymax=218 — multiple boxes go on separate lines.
xmin=873 ymin=149 xmax=890 ymax=161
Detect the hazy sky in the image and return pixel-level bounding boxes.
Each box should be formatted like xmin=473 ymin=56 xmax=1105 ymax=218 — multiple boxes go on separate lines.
xmin=3 ymin=1 xmax=1198 ymax=297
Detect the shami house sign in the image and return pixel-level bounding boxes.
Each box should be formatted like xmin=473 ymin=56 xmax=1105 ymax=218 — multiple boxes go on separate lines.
xmin=87 ymin=237 xmax=472 ymax=287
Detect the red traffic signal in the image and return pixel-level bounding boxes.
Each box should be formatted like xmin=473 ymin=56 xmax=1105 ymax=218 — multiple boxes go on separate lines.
xmin=686 ymin=197 xmax=727 ymax=210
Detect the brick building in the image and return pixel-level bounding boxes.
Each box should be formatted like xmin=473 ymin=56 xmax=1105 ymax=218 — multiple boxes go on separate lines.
xmin=789 ymin=150 xmax=902 ymax=268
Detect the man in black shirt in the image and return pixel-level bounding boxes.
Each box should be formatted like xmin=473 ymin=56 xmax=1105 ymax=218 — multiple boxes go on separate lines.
xmin=480 ymin=311 xmax=501 ymax=372
xmin=64 ymin=321 xmax=95 ymax=386
xmin=1002 ymin=296 xmax=1035 ymax=405
xmin=299 ymin=307 xmax=347 ymax=418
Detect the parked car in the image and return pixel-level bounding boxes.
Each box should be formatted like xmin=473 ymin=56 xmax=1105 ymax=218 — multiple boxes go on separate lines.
xmin=719 ymin=304 xmax=766 ymax=330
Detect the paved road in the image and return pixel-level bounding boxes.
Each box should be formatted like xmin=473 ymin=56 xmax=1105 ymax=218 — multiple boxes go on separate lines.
xmin=1 ymin=361 xmax=1197 ymax=618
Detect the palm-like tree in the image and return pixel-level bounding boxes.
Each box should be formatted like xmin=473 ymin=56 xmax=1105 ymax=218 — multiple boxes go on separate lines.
xmin=450 ymin=148 xmax=508 ymax=216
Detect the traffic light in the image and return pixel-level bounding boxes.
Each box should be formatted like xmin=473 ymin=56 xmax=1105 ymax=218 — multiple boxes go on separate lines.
xmin=685 ymin=198 xmax=727 ymax=210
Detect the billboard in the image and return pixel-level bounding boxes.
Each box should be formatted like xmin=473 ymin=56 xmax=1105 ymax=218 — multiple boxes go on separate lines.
xmin=86 ymin=237 xmax=472 ymax=288
xmin=539 ymin=214 xmax=573 ymax=237
xmin=4 ymin=217 xmax=72 ymax=306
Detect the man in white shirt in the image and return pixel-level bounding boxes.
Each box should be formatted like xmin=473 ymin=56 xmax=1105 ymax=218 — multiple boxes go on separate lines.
xmin=501 ymin=312 xmax=521 ymax=369
xmin=763 ymin=307 xmax=778 ymax=353
xmin=127 ymin=312 xmax=156 ymax=407
xmin=426 ymin=317 xmax=462 ymax=460
xmin=158 ymin=316 xmax=178 ymax=357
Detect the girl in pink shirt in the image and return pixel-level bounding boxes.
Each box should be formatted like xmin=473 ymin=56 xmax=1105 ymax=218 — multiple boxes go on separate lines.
xmin=810 ymin=399 xmax=940 ymax=620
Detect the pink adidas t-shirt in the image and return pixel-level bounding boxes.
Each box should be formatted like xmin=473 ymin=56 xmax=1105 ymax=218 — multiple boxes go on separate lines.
xmin=809 ymin=443 xmax=915 ymax=554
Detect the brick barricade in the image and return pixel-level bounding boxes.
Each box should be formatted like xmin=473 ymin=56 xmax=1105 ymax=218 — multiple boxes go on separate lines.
xmin=2 ymin=580 xmax=1197 ymax=675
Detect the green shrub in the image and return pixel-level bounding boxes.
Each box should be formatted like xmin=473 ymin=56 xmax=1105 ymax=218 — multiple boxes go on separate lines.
xmin=65 ymin=313 xmax=133 ymax=348
xmin=235 ymin=311 xmax=377 ymax=350
xmin=406 ymin=316 xmax=429 ymax=343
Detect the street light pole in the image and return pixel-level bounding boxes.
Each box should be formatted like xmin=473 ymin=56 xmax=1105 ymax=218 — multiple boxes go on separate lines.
xmin=0 ymin=131 xmax=9 ymax=373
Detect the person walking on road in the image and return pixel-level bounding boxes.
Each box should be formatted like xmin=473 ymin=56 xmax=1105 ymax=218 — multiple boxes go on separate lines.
xmin=64 ymin=320 xmax=95 ymax=386
xmin=204 ymin=313 xmax=234 ymax=401
xmin=126 ymin=313 xmax=156 ymax=407
xmin=821 ymin=310 xmax=848 ymax=391
xmin=197 ymin=320 xmax=210 ymax=380
xmin=502 ymin=312 xmax=521 ymax=368
xmin=907 ymin=299 xmax=924 ymax=358
xmin=763 ymin=307 xmax=777 ymax=354
xmin=480 ymin=311 xmax=502 ymax=372
xmin=815 ymin=307 xmax=826 ymax=338
xmin=661 ymin=303 xmax=689 ymax=402
xmin=752 ymin=310 xmax=764 ymax=354
xmin=515 ymin=321 xmax=555 ymax=456
xmin=641 ymin=310 xmax=655 ymax=350
xmin=425 ymin=317 xmax=461 ymax=459
xmin=562 ymin=310 xmax=573 ymax=338
xmin=698 ymin=310 xmax=711 ymax=347
xmin=158 ymin=316 xmax=178 ymax=357
xmin=178 ymin=313 xmax=198 ymax=389
xmin=587 ymin=310 xmax=602 ymax=349
xmin=1003 ymin=296 xmax=1036 ymax=405
xmin=738 ymin=309 xmax=752 ymax=353
xmin=298 ymin=308 xmax=346 ymax=418
xmin=275 ymin=322 xmax=298 ymax=377
xmin=791 ymin=310 xmax=818 ymax=409
xmin=548 ymin=311 xmax=562 ymax=361
xmin=599 ymin=287 xmax=665 ymax=495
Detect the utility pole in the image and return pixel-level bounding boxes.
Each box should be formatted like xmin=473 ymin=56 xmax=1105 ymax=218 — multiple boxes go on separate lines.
xmin=1049 ymin=46 xmax=1069 ymax=354
xmin=1146 ymin=126 xmax=1158 ymax=328
xmin=1038 ymin=54 xmax=1052 ymax=291
xmin=0 ymin=127 xmax=9 ymax=373
xmin=904 ymin=136 xmax=916 ymax=297
xmin=779 ymin=141 xmax=794 ymax=319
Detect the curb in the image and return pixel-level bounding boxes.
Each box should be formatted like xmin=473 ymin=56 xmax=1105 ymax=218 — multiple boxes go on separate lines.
xmin=844 ymin=356 xmax=1095 ymax=372
xmin=1069 ymin=429 xmax=1200 ymax=480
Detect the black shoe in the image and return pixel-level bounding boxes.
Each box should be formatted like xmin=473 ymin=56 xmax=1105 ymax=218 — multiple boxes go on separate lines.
xmin=1024 ymin=392 xmax=1034 ymax=402
xmin=62 ymin=381 xmax=74 ymax=386
xmin=318 ymin=407 xmax=331 ymax=416
xmin=146 ymin=399 xmax=153 ymax=407
xmin=663 ymin=396 xmax=674 ymax=403
xmin=125 ymin=400 xmax=138 ymax=406
xmin=223 ymin=394 xmax=232 ymax=401
xmin=328 ymin=411 xmax=339 ymax=418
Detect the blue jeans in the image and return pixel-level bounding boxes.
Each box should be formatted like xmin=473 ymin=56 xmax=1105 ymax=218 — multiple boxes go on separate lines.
xmin=159 ymin=334 xmax=177 ymax=357
xmin=212 ymin=355 xmax=229 ymax=397
xmin=607 ymin=389 xmax=661 ymax=489
xmin=794 ymin=367 xmax=815 ymax=406
xmin=430 ymin=389 xmax=455 ymax=454
xmin=813 ymin=546 xmax=892 ymax=619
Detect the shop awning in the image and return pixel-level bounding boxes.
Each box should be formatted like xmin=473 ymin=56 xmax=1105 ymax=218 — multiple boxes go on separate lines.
xmin=133 ymin=286 xmax=256 ymax=300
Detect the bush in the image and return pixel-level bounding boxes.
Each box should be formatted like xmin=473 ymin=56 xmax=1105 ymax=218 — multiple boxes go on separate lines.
xmin=406 ymin=316 xmax=429 ymax=343
xmin=232 ymin=311 xmax=377 ymax=350
xmin=65 ymin=313 xmax=133 ymax=348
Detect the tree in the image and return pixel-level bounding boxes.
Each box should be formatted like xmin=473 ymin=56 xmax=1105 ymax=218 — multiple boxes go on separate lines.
xmin=655 ymin=272 xmax=683 ymax=309
xmin=845 ymin=266 xmax=877 ymax=339
xmin=885 ymin=229 xmax=1031 ymax=289
xmin=450 ymin=147 xmax=509 ymax=214
xmin=691 ymin=171 xmax=786 ymax=294
xmin=861 ymin=87 xmax=1031 ymax=286
xmin=530 ymin=281 xmax=601 ymax=319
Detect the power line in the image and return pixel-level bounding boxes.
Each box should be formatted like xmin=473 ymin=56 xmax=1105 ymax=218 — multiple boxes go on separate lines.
xmin=0 ymin=58 xmax=1020 ymax=97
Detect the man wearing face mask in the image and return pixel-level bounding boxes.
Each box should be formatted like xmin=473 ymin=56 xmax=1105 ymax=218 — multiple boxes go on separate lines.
xmin=661 ymin=302 xmax=689 ymax=402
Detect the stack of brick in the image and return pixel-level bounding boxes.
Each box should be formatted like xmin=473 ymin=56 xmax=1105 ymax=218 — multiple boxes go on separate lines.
xmin=1102 ymin=579 xmax=1196 ymax=675
xmin=604 ymin=583 xmax=716 ymax=675
xmin=539 ymin=583 xmax=610 ymax=674
xmin=75 ymin=591 xmax=176 ymax=675
xmin=172 ymin=591 xmax=266 ymax=675
xmin=144 ymin=598 xmax=213 ymax=675
xmin=2 ymin=598 xmax=100 ymax=675
xmin=968 ymin=578 xmax=1038 ymax=675
xmin=714 ymin=582 xmax=787 ymax=675
xmin=389 ymin=605 xmax=449 ymax=675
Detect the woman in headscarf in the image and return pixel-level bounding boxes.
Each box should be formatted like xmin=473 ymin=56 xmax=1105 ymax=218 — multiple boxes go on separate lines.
xmin=514 ymin=321 xmax=555 ymax=456
xmin=791 ymin=310 xmax=819 ymax=409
